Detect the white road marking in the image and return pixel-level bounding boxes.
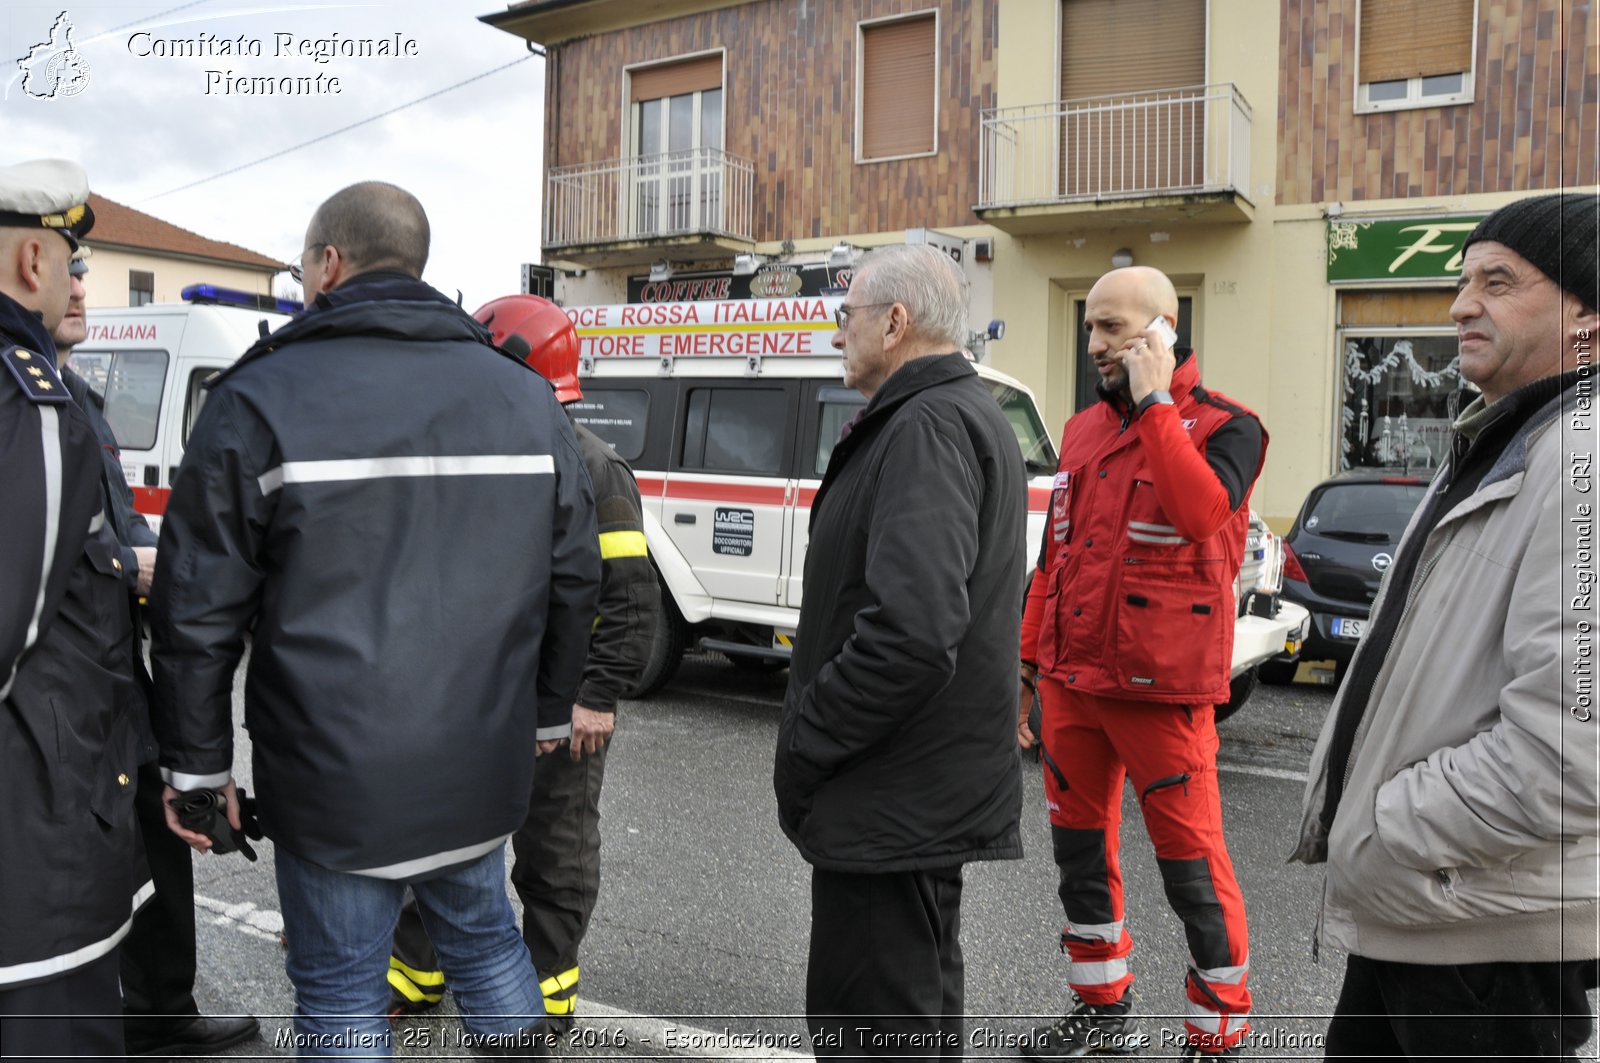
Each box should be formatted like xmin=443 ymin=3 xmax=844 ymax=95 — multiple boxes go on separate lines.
xmin=1217 ymin=761 xmax=1309 ymax=783
xmin=195 ymin=893 xmax=283 ymax=942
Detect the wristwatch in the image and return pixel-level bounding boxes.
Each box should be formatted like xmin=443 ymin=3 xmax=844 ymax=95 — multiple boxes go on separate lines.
xmin=1134 ymin=389 xmax=1174 ymax=418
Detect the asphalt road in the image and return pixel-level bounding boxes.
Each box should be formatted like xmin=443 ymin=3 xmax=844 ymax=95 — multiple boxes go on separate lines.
xmin=177 ymin=655 xmax=1592 ymax=1061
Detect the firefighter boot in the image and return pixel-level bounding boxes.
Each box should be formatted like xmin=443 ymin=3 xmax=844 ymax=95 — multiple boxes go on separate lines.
xmin=1024 ymin=990 xmax=1147 ymax=1059
xmin=539 ymin=965 xmax=580 ymax=1041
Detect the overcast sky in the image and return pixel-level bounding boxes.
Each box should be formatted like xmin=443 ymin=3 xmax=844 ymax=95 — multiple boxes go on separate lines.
xmin=3 ymin=1 xmax=545 ymax=310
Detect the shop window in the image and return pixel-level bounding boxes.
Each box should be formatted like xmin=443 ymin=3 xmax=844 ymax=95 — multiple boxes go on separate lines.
xmin=858 ymin=13 xmax=937 ymax=161
xmin=129 ymin=270 xmax=154 ymax=306
xmin=1355 ymin=0 xmax=1475 ymax=114
xmin=1340 ymin=333 xmax=1473 ymax=471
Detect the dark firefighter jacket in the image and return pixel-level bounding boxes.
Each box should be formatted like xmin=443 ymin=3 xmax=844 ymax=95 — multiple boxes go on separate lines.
xmin=571 ymin=420 xmax=658 ymax=713
xmin=149 ymin=274 xmax=600 ymax=876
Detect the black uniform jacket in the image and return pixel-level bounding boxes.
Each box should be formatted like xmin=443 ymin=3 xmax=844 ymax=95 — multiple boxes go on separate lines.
xmin=774 ymin=352 xmax=1026 ymax=872
xmin=570 ymin=420 xmax=659 ymax=713
xmin=0 ymin=294 xmax=149 ymax=989
xmin=149 ymin=275 xmax=600 ymax=875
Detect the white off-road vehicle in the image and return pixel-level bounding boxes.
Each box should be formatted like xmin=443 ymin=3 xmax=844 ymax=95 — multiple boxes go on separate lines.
xmin=564 ymin=296 xmax=1306 ymax=717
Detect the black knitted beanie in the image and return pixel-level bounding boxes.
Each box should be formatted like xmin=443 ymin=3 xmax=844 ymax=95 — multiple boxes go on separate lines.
xmin=1464 ymin=192 xmax=1599 ymax=312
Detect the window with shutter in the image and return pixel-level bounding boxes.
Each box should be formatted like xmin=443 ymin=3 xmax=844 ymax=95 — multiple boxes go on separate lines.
xmin=1355 ymin=0 xmax=1476 ymax=113
xmin=1058 ymin=0 xmax=1205 ymax=197
xmin=857 ymin=14 xmax=938 ymax=162
xmin=626 ymin=54 xmax=726 ymax=237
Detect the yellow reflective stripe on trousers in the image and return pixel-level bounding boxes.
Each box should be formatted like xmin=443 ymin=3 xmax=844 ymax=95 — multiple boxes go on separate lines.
xmin=541 ymin=965 xmax=580 ymax=1013
xmin=540 ymin=965 xmax=579 ymax=995
xmin=597 ymin=530 xmax=648 ymax=559
xmin=388 ymin=969 xmax=444 ymax=1004
xmin=390 ymin=955 xmax=446 ymax=988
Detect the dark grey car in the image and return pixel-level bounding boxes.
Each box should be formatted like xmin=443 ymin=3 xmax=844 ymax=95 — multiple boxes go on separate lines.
xmin=1262 ymin=469 xmax=1428 ymax=684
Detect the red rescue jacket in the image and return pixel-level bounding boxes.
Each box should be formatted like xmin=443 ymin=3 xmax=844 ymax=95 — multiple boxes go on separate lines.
xmin=1020 ymin=354 xmax=1266 ymax=705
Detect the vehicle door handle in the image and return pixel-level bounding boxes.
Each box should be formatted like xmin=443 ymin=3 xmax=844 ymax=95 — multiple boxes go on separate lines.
xmin=144 ymin=465 xmax=159 ymax=487
xmin=674 ymin=514 xmax=696 ymax=525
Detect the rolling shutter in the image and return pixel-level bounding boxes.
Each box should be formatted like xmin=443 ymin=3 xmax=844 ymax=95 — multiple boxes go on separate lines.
xmin=861 ymin=16 xmax=937 ymax=159
xmin=1359 ymin=0 xmax=1474 ymax=83
xmin=631 ymin=55 xmax=722 ymax=103
xmin=1059 ymin=0 xmax=1206 ymax=195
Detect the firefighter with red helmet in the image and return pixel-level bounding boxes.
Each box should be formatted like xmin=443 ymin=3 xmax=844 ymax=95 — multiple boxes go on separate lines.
xmin=387 ymin=295 xmax=659 ymax=1032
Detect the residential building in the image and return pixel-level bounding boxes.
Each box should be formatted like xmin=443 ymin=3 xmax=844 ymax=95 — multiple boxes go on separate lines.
xmin=482 ymin=0 xmax=1595 ymax=525
xmin=80 ymin=194 xmax=283 ymax=309
xmin=1267 ymin=0 xmax=1596 ymax=513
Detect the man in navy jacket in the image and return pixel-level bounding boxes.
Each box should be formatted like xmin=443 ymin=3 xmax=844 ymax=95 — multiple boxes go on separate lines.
xmin=151 ymin=181 xmax=599 ymax=1053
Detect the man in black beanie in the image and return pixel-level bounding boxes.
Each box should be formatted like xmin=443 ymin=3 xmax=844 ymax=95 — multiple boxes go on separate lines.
xmin=1294 ymin=189 xmax=1599 ymax=1058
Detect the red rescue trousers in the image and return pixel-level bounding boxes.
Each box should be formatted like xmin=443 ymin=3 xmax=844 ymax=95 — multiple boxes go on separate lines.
xmin=1038 ymin=678 xmax=1252 ymax=1051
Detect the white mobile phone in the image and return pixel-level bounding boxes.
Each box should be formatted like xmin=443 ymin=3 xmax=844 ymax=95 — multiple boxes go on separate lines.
xmin=1147 ymin=315 xmax=1178 ymax=347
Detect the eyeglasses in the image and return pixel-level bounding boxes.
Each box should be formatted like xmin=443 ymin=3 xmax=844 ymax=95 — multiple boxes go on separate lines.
xmin=287 ymin=243 xmax=328 ymax=285
xmin=834 ymin=302 xmax=894 ymax=329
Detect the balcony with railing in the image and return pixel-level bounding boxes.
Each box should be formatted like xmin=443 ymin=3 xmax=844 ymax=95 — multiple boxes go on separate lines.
xmin=544 ymin=147 xmax=756 ymax=267
xmin=977 ymin=84 xmax=1255 ymax=232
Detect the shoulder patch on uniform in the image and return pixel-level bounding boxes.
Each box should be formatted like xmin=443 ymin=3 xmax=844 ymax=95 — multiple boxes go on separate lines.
xmin=2 ymin=344 xmax=70 ymax=404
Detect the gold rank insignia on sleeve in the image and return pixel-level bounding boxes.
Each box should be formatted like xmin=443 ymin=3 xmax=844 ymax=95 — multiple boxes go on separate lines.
xmin=3 ymin=344 xmax=71 ymax=404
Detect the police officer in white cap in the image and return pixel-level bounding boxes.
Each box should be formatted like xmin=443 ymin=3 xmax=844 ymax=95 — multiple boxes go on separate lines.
xmin=50 ymin=248 xmax=262 ymax=1056
xmin=0 ymin=159 xmax=151 ymax=1059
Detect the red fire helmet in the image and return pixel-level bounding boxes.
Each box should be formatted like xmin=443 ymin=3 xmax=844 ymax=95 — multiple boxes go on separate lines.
xmin=473 ymin=294 xmax=582 ymax=404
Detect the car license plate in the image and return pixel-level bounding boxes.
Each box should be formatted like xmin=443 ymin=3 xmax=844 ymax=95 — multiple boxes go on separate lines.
xmin=1332 ymin=616 xmax=1365 ymax=639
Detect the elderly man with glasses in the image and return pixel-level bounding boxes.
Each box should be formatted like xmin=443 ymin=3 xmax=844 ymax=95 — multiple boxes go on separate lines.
xmin=774 ymin=243 xmax=1026 ymax=1057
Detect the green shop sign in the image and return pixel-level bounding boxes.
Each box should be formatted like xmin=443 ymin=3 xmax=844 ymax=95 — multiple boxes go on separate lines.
xmin=1326 ymin=215 xmax=1486 ymax=283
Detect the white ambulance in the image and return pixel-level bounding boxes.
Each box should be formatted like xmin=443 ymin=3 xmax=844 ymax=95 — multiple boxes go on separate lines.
xmin=69 ymin=286 xmax=295 ymax=532
xmin=564 ymin=296 xmax=1305 ymax=715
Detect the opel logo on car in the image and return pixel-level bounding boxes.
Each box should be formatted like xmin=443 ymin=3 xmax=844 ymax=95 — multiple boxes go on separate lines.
xmin=1372 ymin=552 xmax=1393 ymax=573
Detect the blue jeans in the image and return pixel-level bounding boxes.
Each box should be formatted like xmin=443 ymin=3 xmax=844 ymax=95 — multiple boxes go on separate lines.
xmin=274 ymin=844 xmax=545 ymax=1059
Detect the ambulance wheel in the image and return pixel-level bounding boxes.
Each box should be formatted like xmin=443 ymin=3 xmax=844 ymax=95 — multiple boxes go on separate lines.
xmin=1214 ymin=667 xmax=1258 ymax=724
xmin=628 ymin=592 xmax=687 ymax=699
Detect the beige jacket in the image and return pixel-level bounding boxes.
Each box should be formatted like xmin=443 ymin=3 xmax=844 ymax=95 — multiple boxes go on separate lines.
xmin=1295 ymin=382 xmax=1599 ymax=963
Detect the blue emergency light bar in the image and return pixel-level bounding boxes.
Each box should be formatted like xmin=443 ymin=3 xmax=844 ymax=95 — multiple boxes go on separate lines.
xmin=181 ymin=284 xmax=303 ymax=314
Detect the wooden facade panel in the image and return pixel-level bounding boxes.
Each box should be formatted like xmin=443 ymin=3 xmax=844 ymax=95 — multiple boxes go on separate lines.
xmin=1277 ymin=0 xmax=1596 ymax=204
xmin=544 ymin=0 xmax=996 ymax=242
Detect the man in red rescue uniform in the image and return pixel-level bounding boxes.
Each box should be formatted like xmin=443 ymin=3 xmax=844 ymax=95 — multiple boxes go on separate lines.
xmin=1019 ymin=266 xmax=1265 ymax=1060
